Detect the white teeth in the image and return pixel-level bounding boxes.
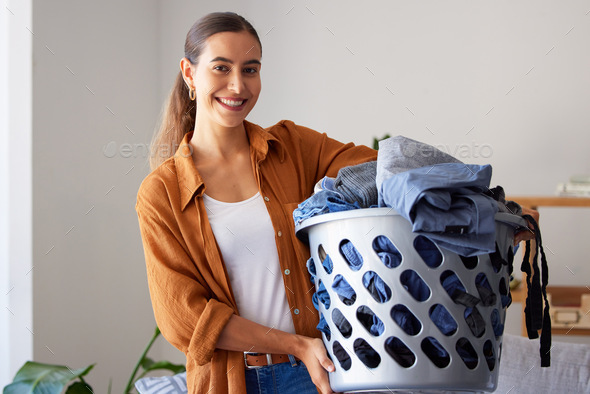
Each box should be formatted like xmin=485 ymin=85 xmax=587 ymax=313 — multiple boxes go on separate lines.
xmin=219 ymin=98 xmax=244 ymax=107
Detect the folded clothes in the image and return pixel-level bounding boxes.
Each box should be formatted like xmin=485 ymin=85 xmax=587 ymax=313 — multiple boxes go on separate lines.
xmin=376 ymin=135 xmax=462 ymax=200
xmin=380 ymin=163 xmax=499 ymax=257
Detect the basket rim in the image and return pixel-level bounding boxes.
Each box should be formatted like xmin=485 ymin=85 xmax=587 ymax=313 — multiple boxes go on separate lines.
xmin=295 ymin=208 xmax=527 ymax=242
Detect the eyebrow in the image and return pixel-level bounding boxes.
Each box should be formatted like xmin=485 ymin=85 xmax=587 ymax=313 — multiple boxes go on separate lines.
xmin=209 ymin=56 xmax=261 ymax=66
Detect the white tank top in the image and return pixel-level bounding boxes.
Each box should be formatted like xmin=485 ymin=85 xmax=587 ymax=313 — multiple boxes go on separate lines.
xmin=203 ymin=192 xmax=296 ymax=334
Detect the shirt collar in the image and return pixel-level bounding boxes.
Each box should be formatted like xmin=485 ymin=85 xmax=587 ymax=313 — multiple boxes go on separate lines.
xmin=175 ymin=120 xmax=286 ymax=211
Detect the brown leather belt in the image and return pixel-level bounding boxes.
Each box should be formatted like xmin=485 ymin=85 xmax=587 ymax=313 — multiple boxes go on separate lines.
xmin=243 ymin=352 xmax=299 ymax=369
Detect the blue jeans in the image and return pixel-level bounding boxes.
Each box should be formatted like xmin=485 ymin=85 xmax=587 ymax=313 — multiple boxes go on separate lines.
xmin=244 ymin=356 xmax=317 ymax=394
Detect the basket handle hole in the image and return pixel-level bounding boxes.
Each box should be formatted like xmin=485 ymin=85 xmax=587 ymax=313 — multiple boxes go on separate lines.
xmin=362 ymin=271 xmax=392 ymax=303
xmin=339 ymin=239 xmax=363 ymax=271
xmin=384 ymin=336 xmax=415 ymax=368
xmin=391 ymin=304 xmax=422 ymax=336
xmin=372 ymin=235 xmax=402 ymax=268
xmin=429 ymin=304 xmax=457 ymax=336
xmin=332 ymin=274 xmax=357 ymax=306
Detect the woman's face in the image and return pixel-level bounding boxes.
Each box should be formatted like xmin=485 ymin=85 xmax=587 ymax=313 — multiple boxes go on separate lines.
xmin=191 ymin=31 xmax=262 ymax=130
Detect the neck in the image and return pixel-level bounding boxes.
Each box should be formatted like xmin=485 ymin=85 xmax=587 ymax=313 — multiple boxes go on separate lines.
xmin=190 ymin=119 xmax=249 ymax=161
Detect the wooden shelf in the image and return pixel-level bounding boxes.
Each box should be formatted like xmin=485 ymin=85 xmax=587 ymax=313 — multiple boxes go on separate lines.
xmin=507 ymin=196 xmax=590 ymax=336
xmin=508 ymin=196 xmax=590 ymax=208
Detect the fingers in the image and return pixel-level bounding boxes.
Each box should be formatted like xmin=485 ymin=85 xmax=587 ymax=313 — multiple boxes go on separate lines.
xmin=303 ymin=338 xmax=336 ymax=393
xmin=320 ymin=355 xmax=335 ymax=373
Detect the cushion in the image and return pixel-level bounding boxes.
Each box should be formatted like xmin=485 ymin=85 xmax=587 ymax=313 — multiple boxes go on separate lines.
xmin=495 ymin=334 xmax=590 ymax=393
xmin=134 ymin=372 xmax=188 ymax=394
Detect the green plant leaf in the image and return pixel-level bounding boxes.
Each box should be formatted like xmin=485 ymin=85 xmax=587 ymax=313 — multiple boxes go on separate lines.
xmin=3 ymin=361 xmax=94 ymax=394
xmin=140 ymin=357 xmax=155 ymax=370
xmin=373 ymin=134 xmax=391 ymax=150
xmin=64 ymin=381 xmax=93 ymax=394
xmin=140 ymin=360 xmax=185 ymax=376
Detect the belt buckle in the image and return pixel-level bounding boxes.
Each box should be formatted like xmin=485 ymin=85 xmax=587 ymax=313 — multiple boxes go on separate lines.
xmin=244 ymin=352 xmax=274 ymax=369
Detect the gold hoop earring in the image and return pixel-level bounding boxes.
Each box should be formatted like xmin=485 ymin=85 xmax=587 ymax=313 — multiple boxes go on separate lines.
xmin=189 ymin=87 xmax=196 ymax=101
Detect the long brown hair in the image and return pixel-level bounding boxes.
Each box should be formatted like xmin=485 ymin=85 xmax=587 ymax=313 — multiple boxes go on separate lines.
xmin=149 ymin=12 xmax=262 ymax=170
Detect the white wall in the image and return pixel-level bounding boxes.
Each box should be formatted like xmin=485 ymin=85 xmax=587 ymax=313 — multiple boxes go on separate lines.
xmin=1 ymin=0 xmax=33 ymax=384
xmin=32 ymin=0 xmax=162 ymax=391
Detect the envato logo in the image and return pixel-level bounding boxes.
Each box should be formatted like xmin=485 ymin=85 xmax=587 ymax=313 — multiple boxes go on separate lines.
xmin=400 ymin=141 xmax=493 ymax=160
xmin=102 ymin=141 xmax=193 ymax=159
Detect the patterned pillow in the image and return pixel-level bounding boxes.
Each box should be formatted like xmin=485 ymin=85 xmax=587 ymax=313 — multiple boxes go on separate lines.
xmin=134 ymin=372 xmax=188 ymax=394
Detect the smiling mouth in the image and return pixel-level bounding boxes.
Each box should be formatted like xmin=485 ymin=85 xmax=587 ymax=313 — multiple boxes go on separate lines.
xmin=217 ymin=97 xmax=246 ymax=107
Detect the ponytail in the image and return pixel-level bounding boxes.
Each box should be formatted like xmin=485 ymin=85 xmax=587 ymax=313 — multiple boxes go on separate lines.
xmin=149 ymin=72 xmax=195 ymax=170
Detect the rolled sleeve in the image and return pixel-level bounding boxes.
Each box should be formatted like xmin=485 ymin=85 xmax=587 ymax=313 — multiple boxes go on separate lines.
xmin=189 ymin=298 xmax=234 ymax=365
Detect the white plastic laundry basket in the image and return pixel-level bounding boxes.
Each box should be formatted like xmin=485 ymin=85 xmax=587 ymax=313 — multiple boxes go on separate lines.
xmin=295 ymin=208 xmax=526 ymax=393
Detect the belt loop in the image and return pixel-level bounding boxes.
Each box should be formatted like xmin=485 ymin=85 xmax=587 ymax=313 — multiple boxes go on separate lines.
xmin=288 ymin=354 xmax=298 ymax=367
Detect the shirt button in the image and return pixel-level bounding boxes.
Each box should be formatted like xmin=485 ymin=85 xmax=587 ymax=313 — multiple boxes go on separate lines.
xmin=294 ymin=309 xmax=300 ymax=315
xmin=284 ymin=269 xmax=290 ymax=275
xmin=264 ymin=196 xmax=270 ymax=202
xmin=277 ymin=231 xmax=282 ymax=237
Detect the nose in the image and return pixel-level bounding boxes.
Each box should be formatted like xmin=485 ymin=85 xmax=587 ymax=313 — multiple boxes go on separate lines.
xmin=228 ymin=69 xmax=245 ymax=93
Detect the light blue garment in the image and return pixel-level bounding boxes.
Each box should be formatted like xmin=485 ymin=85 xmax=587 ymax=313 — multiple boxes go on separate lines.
xmin=380 ymin=163 xmax=499 ymax=256
xmin=293 ymin=190 xmax=359 ymax=225
xmin=376 ymin=135 xmax=462 ymax=205
xmin=373 ymin=235 xmax=403 ymax=268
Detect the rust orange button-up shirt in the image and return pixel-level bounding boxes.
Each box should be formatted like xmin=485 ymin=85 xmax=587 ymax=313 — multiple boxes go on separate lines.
xmin=135 ymin=119 xmax=377 ymax=393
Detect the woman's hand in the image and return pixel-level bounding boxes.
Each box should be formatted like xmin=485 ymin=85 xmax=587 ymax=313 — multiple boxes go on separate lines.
xmin=514 ymin=207 xmax=540 ymax=245
xmin=217 ymin=315 xmax=337 ymax=393
xmin=294 ymin=336 xmax=336 ymax=394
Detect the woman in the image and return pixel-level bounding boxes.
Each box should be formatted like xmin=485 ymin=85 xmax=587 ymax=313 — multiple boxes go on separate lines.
xmin=136 ymin=12 xmax=376 ymax=394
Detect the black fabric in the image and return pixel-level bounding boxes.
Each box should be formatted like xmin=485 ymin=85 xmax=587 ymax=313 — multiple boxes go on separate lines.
xmin=520 ymin=214 xmax=551 ymax=367
xmin=421 ymin=337 xmax=450 ymax=368
xmin=332 ymin=341 xmax=352 ymax=371
xmin=464 ymin=307 xmax=486 ymax=338
xmin=441 ymin=270 xmax=480 ymax=307
xmin=456 ymin=337 xmax=478 ymax=369
xmin=475 ymin=273 xmax=497 ymax=306
xmin=356 ymin=305 xmax=384 ymax=336
xmin=353 ymin=338 xmax=381 ymax=368
xmin=483 ymin=340 xmax=496 ymax=371
xmin=484 ymin=185 xmax=522 ymax=216
xmin=459 ymin=254 xmax=478 ymax=269
xmin=490 ymin=244 xmax=507 ymax=273
xmin=384 ymin=336 xmax=415 ymax=368
xmin=332 ymin=309 xmax=352 ymax=338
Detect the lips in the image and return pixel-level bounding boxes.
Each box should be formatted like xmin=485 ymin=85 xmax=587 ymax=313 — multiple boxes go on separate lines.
xmin=216 ymin=97 xmax=247 ymax=111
